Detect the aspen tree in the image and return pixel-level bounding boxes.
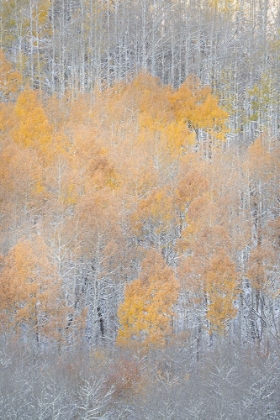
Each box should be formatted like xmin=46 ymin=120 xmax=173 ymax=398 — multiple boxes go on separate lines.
xmin=117 ymin=249 xmax=179 ymax=347
xmin=0 ymin=237 xmax=66 ymax=344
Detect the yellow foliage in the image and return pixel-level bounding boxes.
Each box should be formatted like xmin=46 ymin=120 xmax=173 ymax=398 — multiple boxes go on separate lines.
xmin=34 ymin=0 xmax=51 ymax=26
xmin=12 ymin=90 xmax=53 ymax=163
xmin=117 ymin=249 xmax=179 ymax=347
xmin=205 ymin=250 xmax=239 ymax=333
xmin=169 ymin=75 xmax=229 ymax=142
xmin=0 ymin=237 xmax=66 ymax=341
xmin=164 ymin=120 xmax=195 ymax=152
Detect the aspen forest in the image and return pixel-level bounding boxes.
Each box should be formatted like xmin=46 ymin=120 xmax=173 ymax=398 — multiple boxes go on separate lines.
xmin=0 ymin=0 xmax=280 ymax=418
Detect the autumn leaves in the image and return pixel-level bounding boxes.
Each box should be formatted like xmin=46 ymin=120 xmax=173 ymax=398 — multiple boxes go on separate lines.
xmin=117 ymin=250 xmax=179 ymax=347
xmin=105 ymin=73 xmax=238 ymax=344
xmin=0 ymin=237 xmax=65 ymax=343
xmin=2 ymin=54 xmax=277 ymax=350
